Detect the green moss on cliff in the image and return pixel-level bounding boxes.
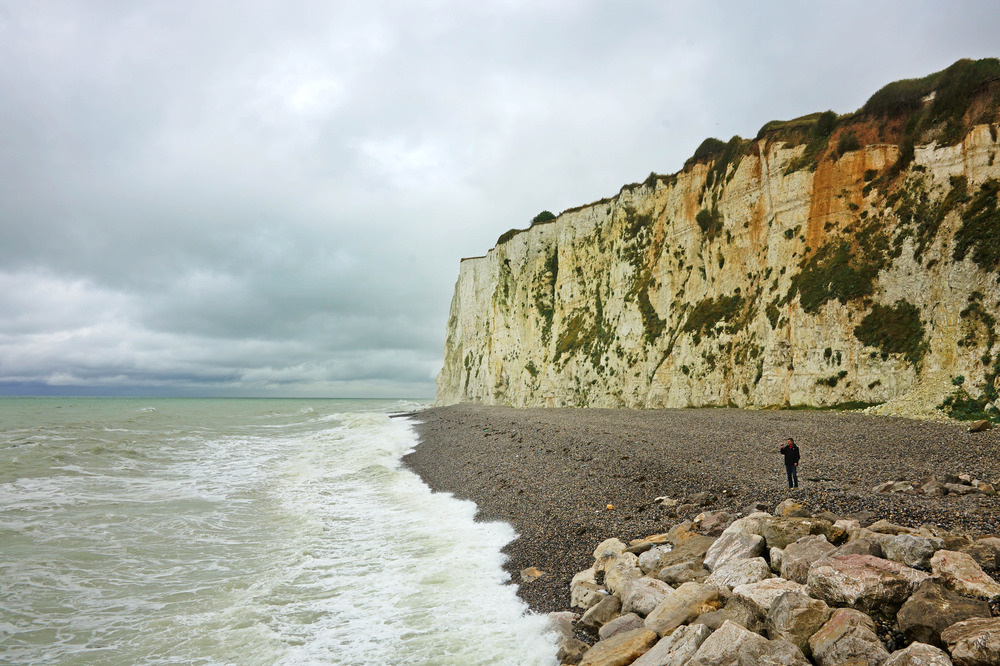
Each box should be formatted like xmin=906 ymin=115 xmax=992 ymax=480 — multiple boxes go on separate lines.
xmin=953 ymin=179 xmax=1000 ymax=272
xmin=682 ymin=294 xmax=743 ymax=345
xmin=853 ymin=300 xmax=927 ymax=366
xmin=787 ymin=239 xmax=881 ymax=314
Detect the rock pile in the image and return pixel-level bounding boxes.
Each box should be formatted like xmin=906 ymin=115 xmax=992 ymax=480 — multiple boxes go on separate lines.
xmin=549 ymin=500 xmax=1000 ymax=666
xmin=873 ymin=473 xmax=996 ymax=497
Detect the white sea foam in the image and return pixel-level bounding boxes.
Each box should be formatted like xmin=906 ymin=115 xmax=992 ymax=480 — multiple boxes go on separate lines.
xmin=0 ymin=399 xmax=559 ymax=665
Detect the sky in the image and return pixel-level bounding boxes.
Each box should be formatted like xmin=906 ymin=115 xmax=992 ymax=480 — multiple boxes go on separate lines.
xmin=0 ymin=1 xmax=998 ymax=398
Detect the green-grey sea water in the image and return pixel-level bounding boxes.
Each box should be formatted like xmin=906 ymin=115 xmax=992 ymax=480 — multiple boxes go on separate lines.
xmin=0 ymin=398 xmax=557 ymax=665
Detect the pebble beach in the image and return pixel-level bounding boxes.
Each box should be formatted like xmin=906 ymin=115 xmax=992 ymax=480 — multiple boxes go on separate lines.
xmin=404 ymin=405 xmax=1000 ymax=616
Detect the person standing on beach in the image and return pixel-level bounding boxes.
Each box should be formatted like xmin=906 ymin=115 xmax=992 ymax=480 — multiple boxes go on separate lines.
xmin=780 ymin=438 xmax=800 ymax=488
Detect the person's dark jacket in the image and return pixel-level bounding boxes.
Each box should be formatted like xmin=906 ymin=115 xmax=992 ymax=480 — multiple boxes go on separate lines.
xmin=780 ymin=443 xmax=800 ymax=466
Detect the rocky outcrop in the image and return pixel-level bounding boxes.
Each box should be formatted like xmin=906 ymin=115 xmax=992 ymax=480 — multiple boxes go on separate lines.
xmin=556 ymin=498 xmax=1000 ymax=666
xmin=437 ymin=59 xmax=1000 ymax=418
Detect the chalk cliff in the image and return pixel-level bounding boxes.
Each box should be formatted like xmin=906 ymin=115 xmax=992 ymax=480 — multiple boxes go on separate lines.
xmin=437 ymin=59 xmax=1000 ymax=418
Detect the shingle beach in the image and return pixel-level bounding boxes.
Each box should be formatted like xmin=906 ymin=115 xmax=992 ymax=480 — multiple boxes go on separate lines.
xmin=403 ymin=405 xmax=1000 ymax=615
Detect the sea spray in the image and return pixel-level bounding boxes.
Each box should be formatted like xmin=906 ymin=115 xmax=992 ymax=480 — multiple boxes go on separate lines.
xmin=0 ymin=398 xmax=558 ymax=665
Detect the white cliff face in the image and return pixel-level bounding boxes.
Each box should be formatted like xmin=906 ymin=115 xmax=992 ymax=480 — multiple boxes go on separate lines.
xmin=437 ymin=123 xmax=1000 ymax=413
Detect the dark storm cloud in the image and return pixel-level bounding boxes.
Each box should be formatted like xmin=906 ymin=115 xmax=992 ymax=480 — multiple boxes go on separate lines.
xmin=0 ymin=0 xmax=998 ymax=396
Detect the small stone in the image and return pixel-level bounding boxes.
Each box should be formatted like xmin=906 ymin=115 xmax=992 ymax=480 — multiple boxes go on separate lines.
xmin=968 ymin=419 xmax=993 ymax=432
xmin=520 ymin=566 xmax=544 ymax=582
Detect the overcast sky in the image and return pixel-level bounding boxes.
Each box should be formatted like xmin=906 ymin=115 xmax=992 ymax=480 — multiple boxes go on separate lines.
xmin=0 ymin=1 xmax=997 ymax=398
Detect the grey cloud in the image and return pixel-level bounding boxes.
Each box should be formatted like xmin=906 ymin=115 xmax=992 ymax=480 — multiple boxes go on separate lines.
xmin=0 ymin=1 xmax=998 ymax=396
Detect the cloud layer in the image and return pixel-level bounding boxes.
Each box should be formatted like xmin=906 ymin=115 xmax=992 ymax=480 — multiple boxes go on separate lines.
xmin=1 ymin=1 xmax=997 ymax=396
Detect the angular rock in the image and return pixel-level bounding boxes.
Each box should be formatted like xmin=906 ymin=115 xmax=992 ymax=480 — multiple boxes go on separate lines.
xmin=882 ymin=533 xmax=944 ymax=570
xmin=631 ymin=623 xmax=712 ymax=666
xmin=808 ymin=607 xmax=890 ymax=666
xmin=964 ymin=537 xmax=1000 ymax=573
xmin=649 ymin=534 xmax=717 ymax=573
xmin=644 ymin=582 xmax=722 ymax=637
xmin=931 ymin=549 xmax=1000 ymax=599
xmin=628 ymin=533 xmax=671 ymax=553
xmin=703 ymin=531 xmax=764 ymax=571
xmin=806 ymin=554 xmax=930 ymax=617
xmin=968 ymin=419 xmax=993 ymax=432
xmin=944 ymin=483 xmax=980 ymax=496
xmin=599 ymin=612 xmax=645 ymax=641
xmin=780 ymin=534 xmax=836 ymax=584
xmin=760 ymin=516 xmax=842 ymax=549
xmin=639 ymin=546 xmax=671 ymax=574
xmin=579 ymin=627 xmax=659 ymax=666
xmin=580 ymin=593 xmax=622 ymax=630
xmin=922 ymin=480 xmax=948 ymax=496
xmin=572 ymin=567 xmax=608 ymax=609
xmin=766 ymin=590 xmax=832 ymax=657
xmin=704 ymin=557 xmax=773 ymax=591
xmin=869 ymin=519 xmax=914 ymax=535
xmin=521 ymin=566 xmax=544 ymax=582
xmin=884 ymin=642 xmax=953 ymax=666
xmin=875 ymin=481 xmax=896 ymax=493
xmin=656 ymin=560 xmax=709 ymax=586
xmin=549 ymin=612 xmax=586 ymax=665
xmin=732 ymin=577 xmax=808 ymax=618
xmin=832 ymin=532 xmax=884 ymax=559
xmin=693 ymin=510 xmax=734 ymax=536
xmin=686 ymin=620 xmax=768 ymax=666
xmin=736 ymin=637 xmax=810 ymax=666
xmin=776 ymin=498 xmax=810 ymax=517
xmin=622 ymin=577 xmax=674 ymax=617
xmin=605 ymin=552 xmax=642 ymax=597
xmin=594 ymin=538 xmax=628 ymax=572
xmin=896 ymin=580 xmax=991 ymax=648
xmin=940 ymin=617 xmax=1000 ymax=666
xmin=769 ymin=546 xmax=784 ymax=574
xmin=721 ymin=512 xmax=770 ymax=537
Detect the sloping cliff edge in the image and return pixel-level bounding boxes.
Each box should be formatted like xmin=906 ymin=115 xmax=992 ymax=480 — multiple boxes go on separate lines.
xmin=437 ymin=59 xmax=1000 ymax=418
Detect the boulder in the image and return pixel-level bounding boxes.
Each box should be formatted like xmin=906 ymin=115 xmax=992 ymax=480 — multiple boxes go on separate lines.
xmin=806 ymin=554 xmax=930 ymax=617
xmin=644 ymin=582 xmax=722 ymax=637
xmin=622 ymin=578 xmax=674 ymax=617
xmin=693 ymin=510 xmax=734 ymax=536
xmin=963 ymin=537 xmax=1000 ymax=573
xmin=605 ymin=552 xmax=643 ymax=597
xmin=696 ymin=597 xmax=766 ymax=634
xmin=579 ymin=627 xmax=659 ymax=666
xmin=594 ymin=538 xmax=628 ymax=572
xmin=766 ymin=590 xmax=833 ymax=657
xmin=599 ymin=612 xmax=645 ymax=641
xmin=760 ymin=516 xmax=842 ymax=549
xmin=631 ymin=623 xmax=712 ymax=666
xmin=922 ymin=480 xmax=948 ymax=496
xmin=930 ymin=549 xmax=1000 ymax=599
xmin=650 ymin=534 xmax=717 ymax=572
xmin=769 ymin=546 xmax=784 ymax=573
xmin=884 ymin=642 xmax=953 ymax=666
xmin=579 ymin=594 xmax=622 ymax=630
xmin=704 ymin=557 xmax=773 ymax=591
xmin=731 ymin=577 xmax=808 ymax=619
xmin=875 ymin=480 xmax=896 ymax=492
xmin=808 ymin=607 xmax=890 ymax=666
xmin=627 ymin=533 xmax=671 ymax=555
xmin=656 ymin=560 xmax=710 ymax=586
xmin=686 ymin=620 xmax=768 ymax=666
xmin=940 ymin=617 xmax=1000 ymax=666
xmin=869 ymin=519 xmax=915 ymax=535
xmin=571 ymin=567 xmax=608 ymax=609
xmin=896 ymin=580 xmax=991 ymax=648
xmin=882 ymin=533 xmax=944 ymax=570
xmin=639 ymin=546 xmax=671 ymax=574
xmin=721 ymin=512 xmax=770 ymax=537
xmin=736 ymin=637 xmax=810 ymax=666
xmin=944 ymin=483 xmax=981 ymax=496
xmin=832 ymin=533 xmax=884 ymax=558
xmin=776 ymin=499 xmax=811 ymax=517
xmin=549 ymin=612 xmax=587 ymax=665
xmin=703 ymin=531 xmax=765 ymax=571
xmin=780 ymin=534 xmax=837 ymax=584
xmin=968 ymin=419 xmax=993 ymax=432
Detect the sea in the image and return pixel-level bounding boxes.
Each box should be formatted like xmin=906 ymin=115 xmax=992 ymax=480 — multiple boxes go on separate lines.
xmin=0 ymin=398 xmax=559 ymax=665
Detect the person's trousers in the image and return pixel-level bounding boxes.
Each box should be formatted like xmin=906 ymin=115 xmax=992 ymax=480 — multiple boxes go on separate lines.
xmin=786 ymin=463 xmax=798 ymax=488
